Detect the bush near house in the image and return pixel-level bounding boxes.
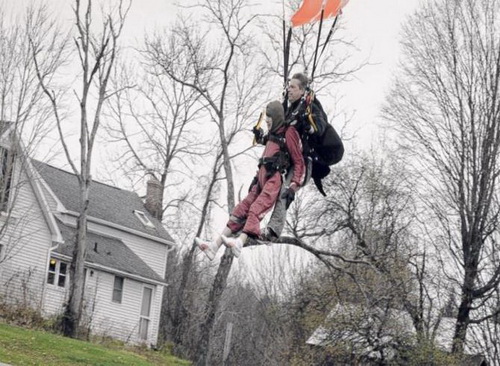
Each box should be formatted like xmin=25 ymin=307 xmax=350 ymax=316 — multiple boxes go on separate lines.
xmin=0 ymin=321 xmax=190 ymax=366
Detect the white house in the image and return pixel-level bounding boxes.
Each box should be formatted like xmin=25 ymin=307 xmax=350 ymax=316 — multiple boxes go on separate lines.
xmin=0 ymin=123 xmax=175 ymax=346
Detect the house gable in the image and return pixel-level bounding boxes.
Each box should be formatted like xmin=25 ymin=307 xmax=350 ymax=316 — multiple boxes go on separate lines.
xmin=0 ymin=139 xmax=56 ymax=309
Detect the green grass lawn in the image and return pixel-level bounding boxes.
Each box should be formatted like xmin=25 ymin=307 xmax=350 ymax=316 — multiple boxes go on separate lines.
xmin=0 ymin=322 xmax=190 ymax=366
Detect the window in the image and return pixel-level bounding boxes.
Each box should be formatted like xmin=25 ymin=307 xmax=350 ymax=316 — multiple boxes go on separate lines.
xmin=47 ymin=258 xmax=68 ymax=288
xmin=133 ymin=210 xmax=155 ymax=228
xmin=139 ymin=287 xmax=153 ymax=340
xmin=112 ymin=276 xmax=124 ymax=303
xmin=0 ymin=147 xmax=14 ymax=212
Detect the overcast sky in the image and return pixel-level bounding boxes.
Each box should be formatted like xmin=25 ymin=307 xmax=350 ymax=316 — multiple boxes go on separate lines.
xmin=339 ymin=0 xmax=420 ymax=146
xmin=129 ymin=0 xmax=421 ymax=146
xmin=4 ymin=0 xmax=420 ymax=158
xmin=117 ymin=0 xmax=422 ymax=150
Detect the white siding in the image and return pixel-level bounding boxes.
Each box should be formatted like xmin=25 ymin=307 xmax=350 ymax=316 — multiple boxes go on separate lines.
xmin=82 ymin=269 xmax=161 ymax=345
xmin=43 ymin=280 xmax=68 ymax=316
xmin=0 ymin=158 xmax=169 ymax=346
xmin=149 ymin=282 xmax=163 ymax=345
xmin=44 ymin=214 xmax=167 ymax=346
xmin=0 ymin=163 xmax=53 ymax=309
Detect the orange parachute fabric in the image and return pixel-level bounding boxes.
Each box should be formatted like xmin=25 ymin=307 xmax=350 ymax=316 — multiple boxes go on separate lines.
xmin=291 ymin=0 xmax=349 ymax=27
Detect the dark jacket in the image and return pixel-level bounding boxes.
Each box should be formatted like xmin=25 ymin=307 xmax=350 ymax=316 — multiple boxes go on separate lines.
xmin=285 ymin=97 xmax=327 ymax=136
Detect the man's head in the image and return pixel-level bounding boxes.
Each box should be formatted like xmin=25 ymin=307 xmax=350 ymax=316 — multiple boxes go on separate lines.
xmin=266 ymin=100 xmax=285 ymax=132
xmin=288 ymin=72 xmax=309 ymax=103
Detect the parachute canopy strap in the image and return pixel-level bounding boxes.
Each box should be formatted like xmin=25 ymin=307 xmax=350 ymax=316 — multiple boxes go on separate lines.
xmin=283 ymin=18 xmax=287 ymax=101
xmin=283 ymin=16 xmax=287 ymax=84
xmin=311 ymin=6 xmax=325 ymax=84
xmin=319 ymin=13 xmax=340 ymax=61
xmin=282 ymin=0 xmax=292 ymax=107
xmin=283 ymin=27 xmax=292 ymax=105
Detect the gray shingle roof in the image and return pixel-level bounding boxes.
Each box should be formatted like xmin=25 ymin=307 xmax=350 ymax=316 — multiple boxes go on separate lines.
xmin=32 ymin=160 xmax=174 ymax=244
xmin=54 ymin=219 xmax=164 ymax=283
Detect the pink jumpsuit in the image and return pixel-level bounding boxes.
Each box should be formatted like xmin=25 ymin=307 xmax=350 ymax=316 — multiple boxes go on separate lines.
xmin=227 ymin=126 xmax=305 ymax=238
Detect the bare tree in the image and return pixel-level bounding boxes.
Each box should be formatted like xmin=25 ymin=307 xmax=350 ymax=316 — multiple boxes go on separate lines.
xmin=137 ymin=0 xmax=360 ymax=363
xmin=105 ymin=59 xmax=206 ymax=222
xmin=105 ymin=53 xmax=221 ymax=355
xmin=162 ymin=150 xmax=225 ymax=355
xmin=0 ymin=5 xmax=55 ymax=154
xmin=0 ymin=5 xmax=60 ymax=280
xmin=172 ymin=151 xmax=432 ymax=364
xmin=467 ymin=286 xmax=500 ymax=365
xmin=142 ymin=1 xmax=269 ymax=363
xmin=383 ymin=0 xmax=500 ymax=355
xmin=30 ymin=0 xmax=131 ymax=337
xmin=185 ymin=150 xmax=430 ymax=365
xmin=269 ymin=151 xmax=458 ymax=364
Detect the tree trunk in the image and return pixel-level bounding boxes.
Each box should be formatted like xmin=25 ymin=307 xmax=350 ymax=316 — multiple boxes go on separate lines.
xmin=62 ymin=179 xmax=89 ymax=337
xmin=452 ymin=253 xmax=478 ymax=354
xmin=453 ymin=296 xmax=471 ymax=354
xmin=171 ymin=245 xmax=196 ymax=344
xmin=196 ymin=251 xmax=235 ymax=366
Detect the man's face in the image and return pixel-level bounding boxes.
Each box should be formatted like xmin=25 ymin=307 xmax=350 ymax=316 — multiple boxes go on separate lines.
xmin=288 ymin=78 xmax=304 ymax=103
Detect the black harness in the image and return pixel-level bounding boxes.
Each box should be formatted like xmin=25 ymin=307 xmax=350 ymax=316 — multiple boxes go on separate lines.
xmin=258 ymin=133 xmax=291 ymax=176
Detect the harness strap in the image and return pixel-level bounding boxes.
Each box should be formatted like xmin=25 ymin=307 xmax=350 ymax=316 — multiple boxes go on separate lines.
xmin=267 ymin=133 xmax=286 ymax=148
xmin=258 ymin=133 xmax=291 ymax=176
xmin=258 ymin=151 xmax=290 ymax=175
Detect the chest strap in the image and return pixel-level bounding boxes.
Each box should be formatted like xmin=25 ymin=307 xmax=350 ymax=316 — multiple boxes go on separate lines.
xmin=258 ymin=151 xmax=290 ymax=175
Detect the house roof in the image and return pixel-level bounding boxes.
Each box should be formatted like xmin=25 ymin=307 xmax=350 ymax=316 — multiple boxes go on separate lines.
xmin=54 ymin=219 xmax=164 ymax=283
xmin=32 ymin=160 xmax=174 ymax=244
xmin=307 ymin=303 xmax=415 ymax=360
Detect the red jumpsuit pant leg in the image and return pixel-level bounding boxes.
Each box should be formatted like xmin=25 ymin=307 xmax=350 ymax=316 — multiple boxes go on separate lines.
xmin=226 ymin=183 xmax=259 ymax=233
xmin=242 ymin=172 xmax=282 ymax=237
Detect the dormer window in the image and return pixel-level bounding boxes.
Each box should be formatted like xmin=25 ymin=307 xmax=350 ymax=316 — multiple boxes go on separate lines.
xmin=134 ymin=210 xmax=155 ymax=228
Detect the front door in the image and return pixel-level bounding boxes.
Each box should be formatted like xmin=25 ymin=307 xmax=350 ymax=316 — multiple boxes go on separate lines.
xmin=139 ymin=286 xmax=153 ymax=340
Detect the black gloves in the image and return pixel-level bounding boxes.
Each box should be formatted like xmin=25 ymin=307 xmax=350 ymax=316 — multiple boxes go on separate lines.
xmin=253 ymin=127 xmax=264 ymax=144
xmin=281 ymin=187 xmax=295 ymax=209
